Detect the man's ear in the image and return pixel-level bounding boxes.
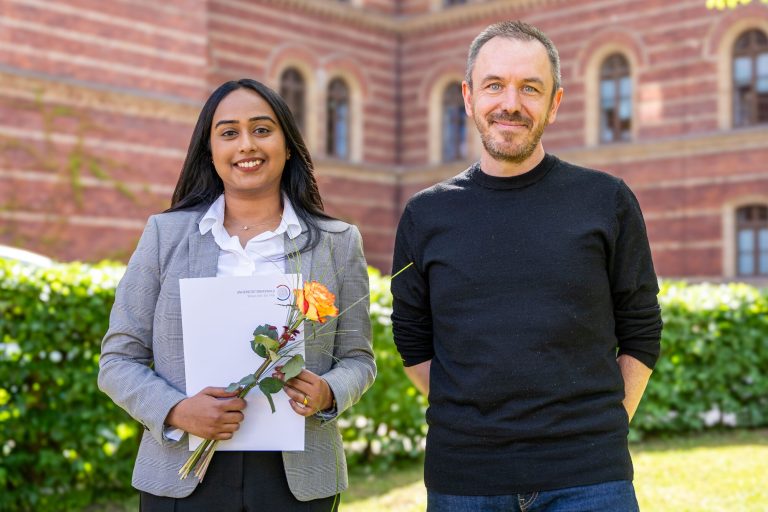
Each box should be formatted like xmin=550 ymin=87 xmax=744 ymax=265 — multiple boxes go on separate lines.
xmin=547 ymin=87 xmax=564 ymax=125
xmin=462 ymin=81 xmax=473 ymax=118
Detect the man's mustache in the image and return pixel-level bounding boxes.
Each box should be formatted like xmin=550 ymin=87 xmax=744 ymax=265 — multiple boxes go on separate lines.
xmin=487 ymin=112 xmax=532 ymax=128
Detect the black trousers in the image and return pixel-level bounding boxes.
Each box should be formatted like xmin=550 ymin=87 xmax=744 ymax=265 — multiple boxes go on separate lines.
xmin=140 ymin=451 xmax=339 ymax=512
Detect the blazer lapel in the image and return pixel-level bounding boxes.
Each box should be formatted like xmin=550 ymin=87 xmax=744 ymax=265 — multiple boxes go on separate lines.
xmin=188 ymin=220 xmax=219 ymax=278
xmin=284 ymin=219 xmax=313 ymax=282
xmin=285 ymin=220 xmax=319 ymax=372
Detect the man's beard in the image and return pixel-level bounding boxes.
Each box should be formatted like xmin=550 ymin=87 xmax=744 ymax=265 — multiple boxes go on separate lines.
xmin=474 ymin=109 xmax=548 ymax=164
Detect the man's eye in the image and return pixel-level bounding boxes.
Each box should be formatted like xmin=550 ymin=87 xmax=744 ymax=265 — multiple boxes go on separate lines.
xmin=523 ymin=86 xmax=538 ymax=93
xmin=488 ymin=83 xmax=502 ymax=91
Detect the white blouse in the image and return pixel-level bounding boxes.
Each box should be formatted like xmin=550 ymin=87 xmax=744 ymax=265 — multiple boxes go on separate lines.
xmin=199 ymin=193 xmax=302 ymax=277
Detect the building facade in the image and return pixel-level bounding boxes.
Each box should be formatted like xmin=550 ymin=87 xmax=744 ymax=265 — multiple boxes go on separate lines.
xmin=1 ymin=0 xmax=767 ymax=279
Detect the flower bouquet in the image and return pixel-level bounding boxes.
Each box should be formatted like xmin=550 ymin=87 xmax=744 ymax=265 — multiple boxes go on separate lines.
xmin=178 ymin=280 xmax=339 ymax=481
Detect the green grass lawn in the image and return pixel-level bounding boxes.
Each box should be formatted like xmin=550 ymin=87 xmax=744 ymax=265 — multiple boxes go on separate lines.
xmin=101 ymin=430 xmax=766 ymax=511
xmin=341 ymin=429 xmax=768 ymax=512
xmin=631 ymin=430 xmax=768 ymax=512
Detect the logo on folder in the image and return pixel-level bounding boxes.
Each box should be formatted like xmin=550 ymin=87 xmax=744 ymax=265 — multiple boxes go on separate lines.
xmin=275 ymin=284 xmax=291 ymax=302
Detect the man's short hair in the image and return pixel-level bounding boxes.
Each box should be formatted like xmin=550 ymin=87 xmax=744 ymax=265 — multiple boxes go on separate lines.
xmin=465 ymin=20 xmax=561 ymax=96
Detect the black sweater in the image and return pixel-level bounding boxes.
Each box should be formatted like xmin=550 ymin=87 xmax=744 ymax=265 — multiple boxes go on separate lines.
xmin=391 ymin=154 xmax=662 ymax=494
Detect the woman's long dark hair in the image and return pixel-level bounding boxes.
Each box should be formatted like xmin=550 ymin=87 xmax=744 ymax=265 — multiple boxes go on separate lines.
xmin=167 ymin=78 xmax=333 ymax=253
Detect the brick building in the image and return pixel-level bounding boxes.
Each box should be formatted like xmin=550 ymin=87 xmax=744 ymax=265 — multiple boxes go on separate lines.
xmin=1 ymin=0 xmax=767 ymax=279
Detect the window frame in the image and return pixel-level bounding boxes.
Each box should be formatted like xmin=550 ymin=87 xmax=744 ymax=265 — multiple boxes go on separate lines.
xmin=735 ymin=204 xmax=768 ymax=277
xmin=599 ymin=53 xmax=633 ymax=144
xmin=732 ymin=29 xmax=768 ymax=128
xmin=326 ymin=77 xmax=351 ymax=160
xmin=440 ymin=82 xmax=467 ymax=162
xmin=279 ymin=67 xmax=307 ymax=134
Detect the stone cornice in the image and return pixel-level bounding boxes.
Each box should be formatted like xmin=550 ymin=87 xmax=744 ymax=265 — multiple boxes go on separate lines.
xmin=399 ymin=127 xmax=768 ymax=184
xmin=558 ymin=126 xmax=768 ymax=169
xmin=315 ymin=158 xmax=399 ymax=184
xmin=0 ymin=70 xmax=199 ymax=123
xmin=249 ymin=0 xmax=561 ymax=34
xmin=400 ymin=0 xmax=566 ymax=34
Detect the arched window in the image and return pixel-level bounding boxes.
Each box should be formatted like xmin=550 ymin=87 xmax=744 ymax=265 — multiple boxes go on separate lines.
xmin=736 ymin=204 xmax=768 ymax=276
xmin=441 ymin=82 xmax=467 ymax=162
xmin=733 ymin=29 xmax=768 ymax=127
xmin=326 ymin=78 xmax=350 ymax=159
xmin=599 ymin=54 xmax=632 ymax=143
xmin=279 ymin=68 xmax=306 ymax=133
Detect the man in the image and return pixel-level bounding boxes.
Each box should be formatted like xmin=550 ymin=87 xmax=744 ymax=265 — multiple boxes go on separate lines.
xmin=391 ymin=20 xmax=662 ymax=511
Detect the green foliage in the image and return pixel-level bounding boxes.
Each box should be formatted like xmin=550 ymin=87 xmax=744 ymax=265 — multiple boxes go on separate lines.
xmin=280 ymin=354 xmax=304 ymax=381
xmin=706 ymin=0 xmax=768 ymax=9
xmin=251 ymin=324 xmax=278 ymax=358
xmin=631 ymin=281 xmax=768 ymax=438
xmin=3 ymin=258 xmax=767 ymax=508
xmin=341 ymin=268 xmax=428 ymax=470
xmin=0 ymin=259 xmax=136 ymax=511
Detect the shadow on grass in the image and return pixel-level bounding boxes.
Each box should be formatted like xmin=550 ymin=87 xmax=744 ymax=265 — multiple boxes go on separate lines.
xmin=85 ymin=495 xmax=137 ymax=512
xmin=630 ymin=428 xmax=768 ymax=453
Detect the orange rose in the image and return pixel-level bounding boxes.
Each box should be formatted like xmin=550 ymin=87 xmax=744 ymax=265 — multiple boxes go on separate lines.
xmin=295 ymin=281 xmax=339 ymax=323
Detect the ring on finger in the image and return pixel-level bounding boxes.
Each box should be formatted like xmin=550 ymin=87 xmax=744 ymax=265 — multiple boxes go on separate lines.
xmin=302 ymin=395 xmax=309 ymax=407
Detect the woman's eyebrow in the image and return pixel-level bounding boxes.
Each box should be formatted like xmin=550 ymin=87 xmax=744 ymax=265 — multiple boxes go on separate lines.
xmin=214 ymin=115 xmax=276 ymax=129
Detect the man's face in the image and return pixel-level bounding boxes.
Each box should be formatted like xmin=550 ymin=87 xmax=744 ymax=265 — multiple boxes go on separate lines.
xmin=463 ymin=37 xmax=563 ymax=166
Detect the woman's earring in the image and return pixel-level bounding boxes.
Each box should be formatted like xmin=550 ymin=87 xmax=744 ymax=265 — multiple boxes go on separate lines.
xmin=286 ymin=151 xmax=291 ymax=160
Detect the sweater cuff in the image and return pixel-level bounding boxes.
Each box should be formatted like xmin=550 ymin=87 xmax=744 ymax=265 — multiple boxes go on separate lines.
xmin=401 ymin=352 xmax=434 ymax=367
xmin=617 ymin=346 xmax=659 ymax=370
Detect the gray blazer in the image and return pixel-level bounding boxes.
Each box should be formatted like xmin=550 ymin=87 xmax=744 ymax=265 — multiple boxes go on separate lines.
xmin=98 ymin=208 xmax=375 ymax=500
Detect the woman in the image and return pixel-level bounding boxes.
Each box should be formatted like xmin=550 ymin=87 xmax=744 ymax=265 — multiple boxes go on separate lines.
xmin=98 ymin=79 xmax=375 ymax=510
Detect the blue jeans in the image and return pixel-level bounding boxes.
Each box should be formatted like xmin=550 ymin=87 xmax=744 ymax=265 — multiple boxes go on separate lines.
xmin=427 ymin=480 xmax=639 ymax=512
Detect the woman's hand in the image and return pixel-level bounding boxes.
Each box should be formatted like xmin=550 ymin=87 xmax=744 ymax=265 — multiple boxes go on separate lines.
xmin=165 ymin=387 xmax=247 ymax=441
xmin=273 ymin=368 xmax=334 ymax=416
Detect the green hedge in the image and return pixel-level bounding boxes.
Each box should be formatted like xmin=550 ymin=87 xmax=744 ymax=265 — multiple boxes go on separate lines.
xmin=339 ymin=268 xmax=427 ymax=470
xmin=631 ymin=281 xmax=768 ymax=437
xmin=0 ymin=260 xmax=137 ymax=511
xmin=1 ymin=258 xmax=767 ymax=509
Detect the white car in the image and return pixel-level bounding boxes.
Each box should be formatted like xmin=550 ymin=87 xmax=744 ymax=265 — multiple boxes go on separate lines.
xmin=0 ymin=245 xmax=53 ymax=268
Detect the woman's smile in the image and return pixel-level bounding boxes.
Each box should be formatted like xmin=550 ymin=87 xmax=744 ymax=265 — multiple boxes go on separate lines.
xmin=233 ymin=158 xmax=265 ymax=170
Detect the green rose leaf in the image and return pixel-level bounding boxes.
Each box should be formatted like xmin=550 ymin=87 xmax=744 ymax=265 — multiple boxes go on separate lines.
xmin=259 ymin=376 xmax=284 ymax=394
xmin=252 ymin=333 xmax=280 ymax=357
xmin=280 ymin=354 xmax=305 ymax=381
xmin=225 ymin=373 xmax=256 ymax=392
xmin=253 ymin=324 xmax=278 ymax=340
xmin=254 ymin=343 xmax=267 ymax=358
xmin=251 ymin=324 xmax=279 ymax=356
xmin=258 ymin=377 xmax=285 ymax=414
xmin=261 ymin=389 xmax=276 ymax=413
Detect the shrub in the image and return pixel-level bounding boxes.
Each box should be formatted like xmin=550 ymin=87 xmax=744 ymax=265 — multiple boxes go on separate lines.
xmin=632 ymin=281 xmax=768 ymax=437
xmin=2 ymin=258 xmax=767 ymax=509
xmin=0 ymin=259 xmax=137 ymax=511
xmin=340 ymin=268 xmax=428 ymax=470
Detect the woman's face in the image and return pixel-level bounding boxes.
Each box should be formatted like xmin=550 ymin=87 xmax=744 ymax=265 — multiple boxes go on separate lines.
xmin=210 ymin=88 xmax=288 ymax=199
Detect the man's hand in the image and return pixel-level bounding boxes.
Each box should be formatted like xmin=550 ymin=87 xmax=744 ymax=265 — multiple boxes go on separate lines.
xmin=617 ymin=355 xmax=653 ymax=422
xmin=273 ymin=368 xmax=334 ymax=416
xmin=165 ymin=386 xmax=246 ymax=440
xmin=404 ymin=359 xmax=431 ymax=396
